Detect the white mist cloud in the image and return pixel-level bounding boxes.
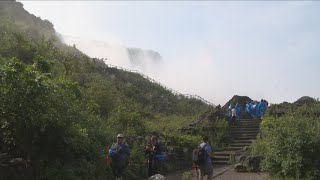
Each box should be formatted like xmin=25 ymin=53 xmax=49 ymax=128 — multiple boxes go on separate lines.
xmin=62 ymin=35 xmax=131 ymax=68
xmin=20 ymin=1 xmax=320 ymax=105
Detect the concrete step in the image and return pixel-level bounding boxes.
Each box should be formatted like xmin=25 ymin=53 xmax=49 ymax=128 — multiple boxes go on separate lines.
xmin=232 ymin=136 xmax=257 ymax=141
xmin=232 ymin=134 xmax=258 ymax=138
xmin=213 ymin=151 xmax=234 ymax=156
xmin=224 ymin=146 xmax=244 ymax=151
xmin=238 ymin=119 xmax=261 ymax=121
xmin=231 ymin=133 xmax=259 ymax=137
xmin=235 ymin=120 xmax=261 ymax=123
xmin=234 ymin=126 xmax=260 ymax=130
xmin=237 ymin=119 xmax=261 ymax=122
xmin=213 ymin=160 xmax=230 ymax=165
xmin=230 ymin=130 xmax=259 ymax=134
xmin=232 ymin=124 xmax=260 ymax=129
xmin=212 ymin=156 xmax=230 ymax=161
xmin=235 ymin=121 xmax=260 ymax=125
xmin=229 ymin=143 xmax=251 ymax=147
xmin=231 ymin=132 xmax=259 ymax=135
xmin=231 ymin=127 xmax=259 ymax=131
xmin=231 ymin=139 xmax=254 ymax=144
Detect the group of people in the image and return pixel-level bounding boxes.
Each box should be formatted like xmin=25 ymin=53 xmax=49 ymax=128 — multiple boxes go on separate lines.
xmin=107 ymin=134 xmax=164 ymax=180
xmin=228 ymin=99 xmax=269 ymax=123
xmin=107 ymin=100 xmax=270 ymax=179
xmin=107 ymin=134 xmax=214 ymax=180
xmin=245 ymin=99 xmax=268 ymax=119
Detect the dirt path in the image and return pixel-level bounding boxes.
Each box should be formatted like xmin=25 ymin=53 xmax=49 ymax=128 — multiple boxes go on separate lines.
xmin=166 ymin=166 xmax=231 ymax=180
xmin=165 ymin=166 xmax=268 ymax=180
xmin=213 ymin=168 xmax=268 ymax=180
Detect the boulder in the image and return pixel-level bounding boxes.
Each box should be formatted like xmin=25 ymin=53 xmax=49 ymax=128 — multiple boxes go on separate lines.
xmin=9 ymin=158 xmax=26 ymax=166
xmin=243 ymin=155 xmax=263 ymax=172
xmin=294 ymin=96 xmax=316 ymax=106
xmin=148 ymin=174 xmax=167 ymax=180
xmin=234 ymin=163 xmax=247 ymax=172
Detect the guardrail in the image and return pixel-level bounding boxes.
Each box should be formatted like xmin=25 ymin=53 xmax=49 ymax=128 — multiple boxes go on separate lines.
xmin=104 ymin=64 xmax=215 ymax=107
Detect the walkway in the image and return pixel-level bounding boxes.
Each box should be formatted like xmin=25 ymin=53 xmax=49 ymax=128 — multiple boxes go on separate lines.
xmin=166 ymin=165 xmax=231 ymax=180
xmin=213 ymin=168 xmax=268 ymax=180
xmin=166 ymin=165 xmax=267 ymax=180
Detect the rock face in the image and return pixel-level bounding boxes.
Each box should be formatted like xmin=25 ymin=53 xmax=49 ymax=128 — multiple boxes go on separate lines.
xmin=294 ymin=96 xmax=316 ymax=106
xmin=267 ymin=96 xmax=318 ymax=117
xmin=222 ymin=95 xmax=252 ymax=110
xmin=127 ymin=48 xmax=162 ymax=67
xmin=0 ymin=1 xmax=56 ymax=41
xmin=148 ymin=174 xmax=167 ymax=180
xmin=222 ymin=95 xmax=253 ymax=119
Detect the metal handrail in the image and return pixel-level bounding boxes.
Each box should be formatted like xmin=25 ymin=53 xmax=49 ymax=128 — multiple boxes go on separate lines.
xmin=104 ymin=64 xmax=215 ymax=107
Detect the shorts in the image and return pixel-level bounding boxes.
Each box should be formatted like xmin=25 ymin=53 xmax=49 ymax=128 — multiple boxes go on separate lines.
xmin=199 ymin=165 xmax=213 ymax=177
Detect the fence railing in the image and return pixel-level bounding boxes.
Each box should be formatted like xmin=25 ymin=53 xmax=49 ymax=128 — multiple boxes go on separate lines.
xmin=104 ymin=64 xmax=215 ymax=107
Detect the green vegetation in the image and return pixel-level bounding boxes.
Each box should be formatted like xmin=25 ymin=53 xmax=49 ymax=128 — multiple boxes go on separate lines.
xmin=251 ymin=102 xmax=320 ymax=179
xmin=3 ymin=1 xmax=317 ymax=180
xmin=0 ymin=1 xmax=229 ymax=179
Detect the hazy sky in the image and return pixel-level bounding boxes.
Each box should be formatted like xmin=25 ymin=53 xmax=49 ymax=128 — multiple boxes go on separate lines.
xmin=20 ymin=1 xmax=320 ymax=105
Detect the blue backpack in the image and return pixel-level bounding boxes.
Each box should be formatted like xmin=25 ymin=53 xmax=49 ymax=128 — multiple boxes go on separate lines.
xmin=154 ymin=153 xmax=167 ymax=161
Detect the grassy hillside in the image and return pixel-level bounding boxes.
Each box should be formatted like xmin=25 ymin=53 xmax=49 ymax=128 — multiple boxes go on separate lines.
xmin=0 ymin=1 xmax=227 ymax=179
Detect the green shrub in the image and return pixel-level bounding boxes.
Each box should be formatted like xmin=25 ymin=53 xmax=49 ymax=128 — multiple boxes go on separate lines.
xmin=252 ymin=103 xmax=320 ymax=179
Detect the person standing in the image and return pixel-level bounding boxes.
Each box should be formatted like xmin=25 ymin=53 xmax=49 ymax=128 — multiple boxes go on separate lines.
xmin=145 ymin=135 xmax=162 ymax=177
xmin=245 ymin=101 xmax=252 ymax=119
xmin=235 ymin=103 xmax=241 ymax=120
xmin=231 ymin=105 xmax=237 ymax=126
xmin=109 ymin=134 xmax=131 ymax=180
xmin=228 ymin=103 xmax=232 ymax=118
xmin=198 ymin=136 xmax=213 ymax=180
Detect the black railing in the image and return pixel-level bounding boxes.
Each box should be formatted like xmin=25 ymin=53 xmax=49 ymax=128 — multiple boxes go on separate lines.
xmin=105 ymin=64 xmax=215 ymax=107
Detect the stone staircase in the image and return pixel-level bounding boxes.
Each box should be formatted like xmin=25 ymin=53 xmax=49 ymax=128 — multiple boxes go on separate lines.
xmin=212 ymin=119 xmax=261 ymax=165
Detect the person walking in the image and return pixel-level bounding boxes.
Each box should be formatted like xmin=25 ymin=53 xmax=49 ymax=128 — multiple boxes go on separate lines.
xmin=145 ymin=135 xmax=162 ymax=177
xmin=198 ymin=136 xmax=213 ymax=180
xmin=109 ymin=134 xmax=131 ymax=180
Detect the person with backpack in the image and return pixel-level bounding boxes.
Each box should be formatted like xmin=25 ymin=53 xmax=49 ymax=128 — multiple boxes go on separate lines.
xmin=109 ymin=134 xmax=131 ymax=180
xmin=145 ymin=135 xmax=163 ymax=177
xmin=197 ymin=136 xmax=213 ymax=180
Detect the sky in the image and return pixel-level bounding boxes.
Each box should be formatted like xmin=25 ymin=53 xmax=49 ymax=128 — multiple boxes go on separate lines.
xmin=20 ymin=1 xmax=320 ymax=105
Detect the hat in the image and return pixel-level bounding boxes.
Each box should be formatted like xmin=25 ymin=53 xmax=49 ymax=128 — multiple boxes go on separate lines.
xmin=117 ymin=134 xmax=124 ymax=138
